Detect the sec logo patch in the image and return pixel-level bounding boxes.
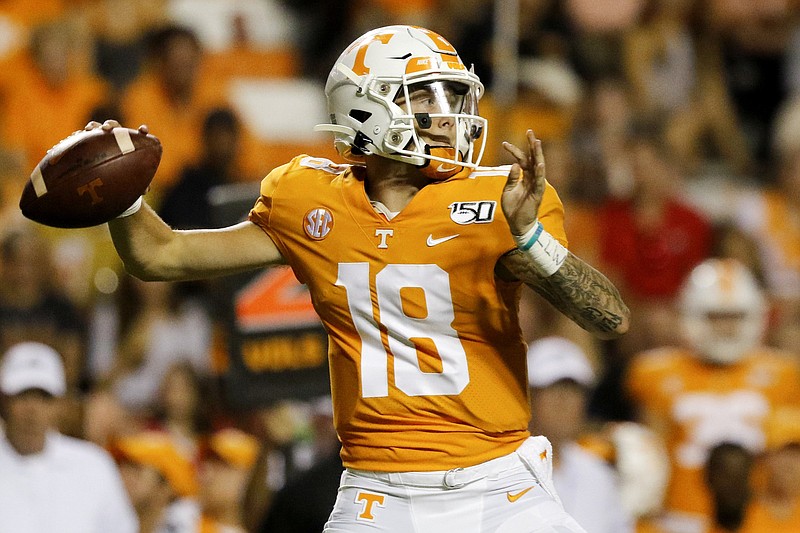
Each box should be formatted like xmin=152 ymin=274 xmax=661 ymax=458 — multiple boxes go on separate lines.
xmin=304 ymin=208 xmax=334 ymax=240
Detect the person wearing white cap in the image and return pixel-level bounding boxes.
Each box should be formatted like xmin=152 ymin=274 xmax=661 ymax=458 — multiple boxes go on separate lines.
xmin=0 ymin=341 xmax=138 ymax=533
xmin=527 ymin=336 xmax=634 ymax=533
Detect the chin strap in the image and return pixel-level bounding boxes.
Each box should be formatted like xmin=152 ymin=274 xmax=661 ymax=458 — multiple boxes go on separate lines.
xmin=418 ymin=146 xmax=471 ymax=181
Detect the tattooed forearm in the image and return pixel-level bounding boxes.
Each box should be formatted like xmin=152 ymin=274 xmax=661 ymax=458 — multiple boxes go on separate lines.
xmin=499 ymin=249 xmax=630 ymax=339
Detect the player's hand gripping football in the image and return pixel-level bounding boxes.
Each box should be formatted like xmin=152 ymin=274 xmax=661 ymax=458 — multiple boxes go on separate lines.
xmin=85 ymin=119 xmax=149 ymax=136
xmin=501 ymin=130 xmax=545 ymax=237
xmin=85 ymin=120 xmax=154 ymax=219
xmin=19 ymin=119 xmax=160 ymax=228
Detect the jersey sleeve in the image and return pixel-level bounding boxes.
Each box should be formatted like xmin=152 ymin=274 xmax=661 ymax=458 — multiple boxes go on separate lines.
xmin=248 ymin=157 xmax=304 ymax=260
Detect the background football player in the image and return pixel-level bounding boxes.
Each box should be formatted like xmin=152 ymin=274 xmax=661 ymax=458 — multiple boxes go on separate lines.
xmin=626 ymin=258 xmax=800 ymax=533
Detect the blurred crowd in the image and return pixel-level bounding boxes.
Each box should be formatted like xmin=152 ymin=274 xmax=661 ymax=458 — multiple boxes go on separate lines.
xmin=2 ymin=1 xmax=800 ymax=533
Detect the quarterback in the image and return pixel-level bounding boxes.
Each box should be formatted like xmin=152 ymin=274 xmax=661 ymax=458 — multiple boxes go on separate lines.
xmin=97 ymin=26 xmax=629 ymax=533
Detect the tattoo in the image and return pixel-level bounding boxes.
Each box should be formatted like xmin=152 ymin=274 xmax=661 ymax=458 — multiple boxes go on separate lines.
xmin=498 ymin=249 xmax=629 ymax=338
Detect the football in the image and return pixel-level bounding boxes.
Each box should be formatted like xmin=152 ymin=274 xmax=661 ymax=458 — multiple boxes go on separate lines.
xmin=19 ymin=127 xmax=162 ymax=228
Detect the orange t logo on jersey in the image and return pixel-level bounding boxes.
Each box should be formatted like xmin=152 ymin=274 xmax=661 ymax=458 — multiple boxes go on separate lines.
xmin=355 ymin=491 xmax=385 ymax=521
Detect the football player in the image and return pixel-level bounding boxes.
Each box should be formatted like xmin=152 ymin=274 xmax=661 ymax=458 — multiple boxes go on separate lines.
xmin=626 ymin=258 xmax=800 ymax=532
xmin=93 ymin=26 xmax=629 ymax=533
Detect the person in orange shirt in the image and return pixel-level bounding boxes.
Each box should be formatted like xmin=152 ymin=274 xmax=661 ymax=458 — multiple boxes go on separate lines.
xmin=121 ymin=24 xmax=267 ymax=204
xmin=83 ymin=24 xmax=629 ymax=532
xmin=626 ymin=258 xmax=800 ymax=533
xmin=120 ymin=24 xmax=225 ymax=200
xmin=196 ymin=428 xmax=260 ymax=533
xmin=113 ymin=430 xmax=200 ymax=533
xmin=0 ymin=18 xmax=109 ymax=172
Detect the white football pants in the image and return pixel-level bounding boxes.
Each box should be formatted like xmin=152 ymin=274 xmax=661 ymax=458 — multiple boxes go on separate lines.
xmin=323 ymin=436 xmax=588 ymax=533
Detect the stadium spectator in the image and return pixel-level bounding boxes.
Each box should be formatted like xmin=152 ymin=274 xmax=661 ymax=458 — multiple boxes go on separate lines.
xmin=256 ymin=396 xmax=341 ymax=533
xmin=735 ymin=97 xmax=800 ymax=352
xmin=88 ymin=273 xmax=211 ymax=416
xmin=597 ymin=119 xmax=713 ymax=355
xmin=197 ymin=428 xmax=260 ymax=533
xmin=0 ymin=0 xmax=69 ymax=101
xmin=563 ymin=0 xmax=645 ymax=82
xmin=706 ymin=0 xmax=794 ymax=168
xmin=242 ymin=400 xmax=311 ymax=529
xmin=159 ymin=107 xmax=247 ymax=230
xmin=0 ymin=342 xmax=138 ymax=533
xmin=83 ymin=0 xmax=169 ymax=91
xmin=621 ymin=0 xmax=752 ymax=176
xmin=527 ymin=336 xmax=634 ymax=533
xmin=114 ymin=430 xmax=200 ymax=533
xmin=0 ymin=226 xmax=86 ymax=400
xmin=121 ymin=23 xmax=267 ymax=203
xmin=148 ymin=361 xmax=215 ymax=460
xmin=0 ymin=18 xmax=110 ymax=172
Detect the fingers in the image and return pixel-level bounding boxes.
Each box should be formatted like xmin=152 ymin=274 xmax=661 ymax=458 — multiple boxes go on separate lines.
xmin=504 ymin=130 xmax=544 ymax=169
xmin=527 ymin=130 xmax=543 ymax=165
xmin=502 ymin=140 xmax=526 ymax=165
xmin=101 ymin=119 xmax=121 ymax=131
xmin=84 ymin=120 xmax=149 ymax=134
xmin=531 ymin=135 xmax=545 ymax=180
xmin=504 ymin=163 xmax=522 ymax=189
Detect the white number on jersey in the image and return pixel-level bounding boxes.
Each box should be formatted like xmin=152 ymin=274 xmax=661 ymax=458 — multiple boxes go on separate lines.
xmin=336 ymin=262 xmax=469 ymax=398
xmin=672 ymin=390 xmax=769 ymax=467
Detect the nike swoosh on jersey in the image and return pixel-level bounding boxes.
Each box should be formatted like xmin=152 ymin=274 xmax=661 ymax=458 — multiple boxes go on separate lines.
xmin=506 ymin=487 xmax=534 ymax=503
xmin=426 ymin=233 xmax=460 ymax=246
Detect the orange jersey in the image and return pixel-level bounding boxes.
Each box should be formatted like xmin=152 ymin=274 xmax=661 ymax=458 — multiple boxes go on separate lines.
xmin=739 ymin=497 xmax=800 ymax=533
xmin=626 ymin=347 xmax=800 ymax=518
xmin=249 ymin=155 xmax=567 ymax=472
xmin=0 ymin=55 xmax=108 ymax=170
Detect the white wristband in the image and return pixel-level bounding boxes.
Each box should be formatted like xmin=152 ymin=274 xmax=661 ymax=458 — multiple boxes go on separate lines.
xmin=116 ymin=196 xmax=143 ymax=218
xmin=514 ymin=220 xmax=568 ymax=277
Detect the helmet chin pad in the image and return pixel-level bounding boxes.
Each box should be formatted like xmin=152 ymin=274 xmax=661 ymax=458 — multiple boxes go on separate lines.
xmin=418 ymin=146 xmax=468 ymax=180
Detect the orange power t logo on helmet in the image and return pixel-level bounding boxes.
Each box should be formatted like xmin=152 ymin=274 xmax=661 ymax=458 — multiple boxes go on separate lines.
xmin=413 ymin=27 xmax=457 ymax=54
xmin=348 ymin=27 xmax=459 ymax=77
xmin=350 ymin=33 xmax=394 ymax=76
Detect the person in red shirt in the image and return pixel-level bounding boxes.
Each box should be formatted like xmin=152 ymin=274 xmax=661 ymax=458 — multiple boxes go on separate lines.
xmin=598 ymin=120 xmax=712 ymax=354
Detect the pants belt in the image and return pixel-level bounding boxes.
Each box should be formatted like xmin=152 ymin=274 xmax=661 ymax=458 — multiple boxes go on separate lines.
xmin=347 ymin=447 xmax=523 ymax=490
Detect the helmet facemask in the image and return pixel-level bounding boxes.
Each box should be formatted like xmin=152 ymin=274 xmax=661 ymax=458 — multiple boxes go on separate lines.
xmin=386 ymin=80 xmax=485 ymax=180
xmin=678 ymin=259 xmax=768 ymax=365
xmin=681 ymin=309 xmax=766 ymax=364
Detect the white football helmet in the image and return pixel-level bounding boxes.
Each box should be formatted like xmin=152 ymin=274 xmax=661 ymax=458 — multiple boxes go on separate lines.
xmin=314 ymin=25 xmax=486 ymax=180
xmin=679 ymin=258 xmax=768 ymax=364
